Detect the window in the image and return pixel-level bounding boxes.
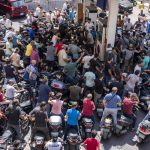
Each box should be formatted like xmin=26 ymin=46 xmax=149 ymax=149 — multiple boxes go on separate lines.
xmin=11 ymin=0 xmax=24 ymax=7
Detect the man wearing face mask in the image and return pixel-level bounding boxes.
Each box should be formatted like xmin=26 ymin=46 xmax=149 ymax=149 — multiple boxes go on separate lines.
xmin=100 ymin=87 xmax=122 ymax=128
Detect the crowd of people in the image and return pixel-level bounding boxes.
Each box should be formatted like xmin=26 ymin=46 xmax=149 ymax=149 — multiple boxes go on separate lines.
xmin=0 ymin=0 xmax=150 ymax=150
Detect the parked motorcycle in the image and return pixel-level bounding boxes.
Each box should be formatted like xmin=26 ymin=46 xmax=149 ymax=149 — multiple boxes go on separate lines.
xmin=101 ymin=116 xmax=113 ymax=139
xmin=114 ymin=115 xmax=133 ymax=135
xmin=49 ymin=115 xmax=63 ymax=138
xmin=80 ymin=117 xmax=93 ymax=139
xmin=0 ymin=114 xmax=29 ymax=149
xmin=31 ymin=132 xmax=45 ymax=150
xmin=134 ymin=118 xmax=150 ymax=143
xmin=67 ymin=129 xmax=81 ymax=150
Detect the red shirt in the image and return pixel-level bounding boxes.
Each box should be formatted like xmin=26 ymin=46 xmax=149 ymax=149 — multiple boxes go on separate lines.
xmin=55 ymin=43 xmax=63 ymax=54
xmin=123 ymin=97 xmax=136 ymax=115
xmin=0 ymin=92 xmax=4 ymax=102
xmin=84 ymin=138 xmax=100 ymax=150
xmin=82 ymin=98 xmax=95 ymax=117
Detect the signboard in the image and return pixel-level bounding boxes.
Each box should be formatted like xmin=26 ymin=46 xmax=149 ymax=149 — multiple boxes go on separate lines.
xmin=77 ymin=3 xmax=83 ymax=23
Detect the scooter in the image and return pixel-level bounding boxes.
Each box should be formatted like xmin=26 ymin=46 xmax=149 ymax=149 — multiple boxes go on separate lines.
xmin=31 ymin=132 xmax=45 ymax=150
xmin=115 ymin=115 xmax=133 ymax=135
xmin=67 ymin=128 xmax=81 ymax=150
xmin=100 ymin=115 xmax=113 ymax=140
xmin=133 ymin=118 xmax=150 ymax=143
xmin=80 ymin=117 xmax=94 ymax=139
xmin=49 ymin=115 xmax=63 ymax=138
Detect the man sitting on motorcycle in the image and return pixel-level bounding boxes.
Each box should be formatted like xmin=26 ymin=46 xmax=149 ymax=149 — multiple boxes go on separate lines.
xmin=29 ymin=101 xmax=49 ymax=142
xmin=5 ymin=99 xmax=24 ymax=142
xmin=63 ymin=101 xmax=81 ymax=143
xmin=123 ymin=92 xmax=139 ymax=130
xmin=100 ymin=87 xmax=122 ymax=128
xmin=49 ymin=93 xmax=64 ymax=123
xmin=81 ymin=93 xmax=95 ymax=123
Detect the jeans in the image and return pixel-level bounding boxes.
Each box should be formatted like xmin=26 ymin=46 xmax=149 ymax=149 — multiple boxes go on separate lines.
xmin=63 ymin=124 xmax=78 ymax=141
xmin=7 ymin=124 xmax=23 ymax=141
xmin=123 ymin=113 xmax=136 ymax=128
xmin=100 ymin=108 xmax=118 ymax=127
xmin=104 ymin=75 xmax=111 ymax=84
xmin=94 ymin=91 xmax=102 ymax=105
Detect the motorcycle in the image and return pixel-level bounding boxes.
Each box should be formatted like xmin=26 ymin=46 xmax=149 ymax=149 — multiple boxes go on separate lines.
xmin=0 ymin=114 xmax=29 ymax=149
xmin=67 ymin=129 xmax=81 ymax=150
xmin=31 ymin=132 xmax=45 ymax=150
xmin=114 ymin=115 xmax=133 ymax=135
xmin=134 ymin=118 xmax=150 ymax=144
xmin=49 ymin=115 xmax=63 ymax=138
xmin=100 ymin=115 xmax=113 ymax=140
xmin=80 ymin=117 xmax=93 ymax=139
xmin=129 ymin=0 xmax=137 ymax=6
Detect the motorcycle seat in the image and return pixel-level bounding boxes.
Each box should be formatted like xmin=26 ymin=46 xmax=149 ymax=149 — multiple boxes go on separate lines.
xmin=82 ymin=117 xmax=93 ymax=123
xmin=68 ymin=133 xmax=78 ymax=138
xmin=120 ymin=115 xmax=133 ymax=123
xmin=34 ymin=133 xmax=45 ymax=140
xmin=49 ymin=116 xmax=62 ymax=125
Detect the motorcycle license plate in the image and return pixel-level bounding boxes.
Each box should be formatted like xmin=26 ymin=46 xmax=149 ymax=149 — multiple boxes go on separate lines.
xmin=85 ymin=129 xmax=91 ymax=132
xmin=20 ymin=13 xmax=24 ymax=16
xmin=97 ymin=108 xmax=103 ymax=112
xmin=138 ymin=133 xmax=145 ymax=139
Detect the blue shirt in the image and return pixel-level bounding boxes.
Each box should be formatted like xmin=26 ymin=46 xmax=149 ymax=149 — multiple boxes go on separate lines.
xmin=38 ymin=83 xmax=51 ymax=103
xmin=104 ymin=93 xmax=121 ymax=108
xmin=66 ymin=108 xmax=80 ymax=125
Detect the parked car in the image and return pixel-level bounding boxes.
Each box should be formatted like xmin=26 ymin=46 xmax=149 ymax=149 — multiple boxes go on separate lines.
xmin=0 ymin=0 xmax=28 ymax=18
xmin=119 ymin=0 xmax=133 ymax=14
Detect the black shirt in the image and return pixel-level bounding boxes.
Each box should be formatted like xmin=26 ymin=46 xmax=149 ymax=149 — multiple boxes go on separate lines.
xmin=94 ymin=79 xmax=105 ymax=94
xmin=4 ymin=64 xmax=15 ymax=78
xmin=0 ymin=49 xmax=5 ymax=62
xmin=31 ymin=109 xmax=47 ymax=127
xmin=104 ymin=62 xmax=112 ymax=76
xmin=7 ymin=105 xmax=22 ymax=125
xmin=90 ymin=58 xmax=99 ymax=72
xmin=109 ymin=81 xmax=124 ymax=97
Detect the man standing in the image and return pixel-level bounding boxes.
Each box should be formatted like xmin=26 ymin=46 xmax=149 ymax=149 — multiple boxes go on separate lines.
xmin=100 ymin=87 xmax=121 ymax=128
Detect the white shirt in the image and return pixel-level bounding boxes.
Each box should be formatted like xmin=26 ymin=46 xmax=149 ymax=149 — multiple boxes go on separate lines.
xmin=58 ymin=49 xmax=67 ymax=67
xmin=46 ymin=12 xmax=51 ymax=22
xmin=84 ymin=71 xmax=96 ymax=87
xmin=0 ymin=18 xmax=12 ymax=29
xmin=82 ymin=55 xmax=94 ymax=68
xmin=5 ymin=41 xmax=13 ymax=56
xmin=4 ymin=30 xmax=15 ymax=41
xmin=85 ymin=22 xmax=94 ymax=31
xmin=45 ymin=141 xmax=62 ymax=150
xmin=51 ymin=35 xmax=58 ymax=46
xmin=126 ymin=74 xmax=140 ymax=91
xmin=134 ymin=65 xmax=141 ymax=73
xmin=124 ymin=22 xmax=132 ymax=31
xmin=35 ymin=7 xmax=41 ymax=17
xmin=5 ymin=85 xmax=15 ymax=99
xmin=62 ymin=2 xmax=67 ymax=12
